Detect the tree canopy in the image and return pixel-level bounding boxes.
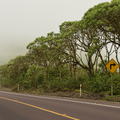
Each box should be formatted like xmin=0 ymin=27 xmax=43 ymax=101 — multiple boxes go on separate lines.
xmin=0 ymin=0 xmax=120 ymax=98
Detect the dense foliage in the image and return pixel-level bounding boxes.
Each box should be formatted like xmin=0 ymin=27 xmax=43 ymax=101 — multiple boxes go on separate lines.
xmin=0 ymin=0 xmax=120 ymax=97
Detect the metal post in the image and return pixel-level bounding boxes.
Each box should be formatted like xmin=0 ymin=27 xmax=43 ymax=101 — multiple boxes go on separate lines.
xmin=111 ymin=74 xmax=113 ymax=96
xmin=0 ymin=74 xmax=1 ymax=88
xmin=80 ymin=84 xmax=82 ymax=97
xmin=0 ymin=80 xmax=1 ymax=88
xmin=17 ymin=84 xmax=20 ymax=91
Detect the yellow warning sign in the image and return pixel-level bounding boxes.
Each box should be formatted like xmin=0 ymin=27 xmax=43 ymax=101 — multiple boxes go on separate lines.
xmin=106 ymin=59 xmax=119 ymax=73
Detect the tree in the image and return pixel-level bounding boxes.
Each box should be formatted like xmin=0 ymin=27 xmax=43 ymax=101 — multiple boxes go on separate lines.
xmin=81 ymin=0 xmax=120 ymax=71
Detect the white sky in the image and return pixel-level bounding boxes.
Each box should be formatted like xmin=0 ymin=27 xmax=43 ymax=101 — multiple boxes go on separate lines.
xmin=0 ymin=0 xmax=111 ymax=64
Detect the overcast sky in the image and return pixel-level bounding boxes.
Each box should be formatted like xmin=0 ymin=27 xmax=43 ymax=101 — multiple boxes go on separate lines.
xmin=0 ymin=0 xmax=111 ymax=65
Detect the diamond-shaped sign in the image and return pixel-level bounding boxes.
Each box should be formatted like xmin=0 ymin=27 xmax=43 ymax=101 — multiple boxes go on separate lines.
xmin=106 ymin=59 xmax=119 ymax=73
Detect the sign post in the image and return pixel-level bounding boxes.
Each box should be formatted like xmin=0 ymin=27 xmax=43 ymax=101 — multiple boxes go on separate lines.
xmin=80 ymin=84 xmax=82 ymax=97
xmin=106 ymin=59 xmax=119 ymax=96
xmin=17 ymin=84 xmax=20 ymax=91
xmin=111 ymin=75 xmax=113 ymax=96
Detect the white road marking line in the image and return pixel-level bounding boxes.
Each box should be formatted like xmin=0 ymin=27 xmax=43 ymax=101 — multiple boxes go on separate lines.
xmin=0 ymin=91 xmax=120 ymax=109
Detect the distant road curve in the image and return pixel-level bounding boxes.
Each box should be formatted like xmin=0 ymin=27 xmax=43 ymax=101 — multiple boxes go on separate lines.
xmin=0 ymin=91 xmax=120 ymax=120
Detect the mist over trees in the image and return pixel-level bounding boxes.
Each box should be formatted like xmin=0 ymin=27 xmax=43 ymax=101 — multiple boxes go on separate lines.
xmin=0 ymin=0 xmax=120 ymax=98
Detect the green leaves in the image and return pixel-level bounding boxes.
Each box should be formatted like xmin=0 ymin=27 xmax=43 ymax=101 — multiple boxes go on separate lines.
xmin=1 ymin=0 xmax=120 ymax=96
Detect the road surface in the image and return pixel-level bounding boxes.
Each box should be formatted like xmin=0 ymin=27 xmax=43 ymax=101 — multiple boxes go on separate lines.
xmin=0 ymin=91 xmax=120 ymax=120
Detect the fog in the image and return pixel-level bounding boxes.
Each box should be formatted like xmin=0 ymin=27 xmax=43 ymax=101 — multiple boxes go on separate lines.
xmin=0 ymin=0 xmax=111 ymax=65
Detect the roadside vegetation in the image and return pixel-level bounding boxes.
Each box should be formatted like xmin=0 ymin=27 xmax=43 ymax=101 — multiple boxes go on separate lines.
xmin=0 ymin=0 xmax=120 ymax=101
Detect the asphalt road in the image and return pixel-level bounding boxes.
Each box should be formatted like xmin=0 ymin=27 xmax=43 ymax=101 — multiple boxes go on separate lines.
xmin=0 ymin=91 xmax=120 ymax=120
